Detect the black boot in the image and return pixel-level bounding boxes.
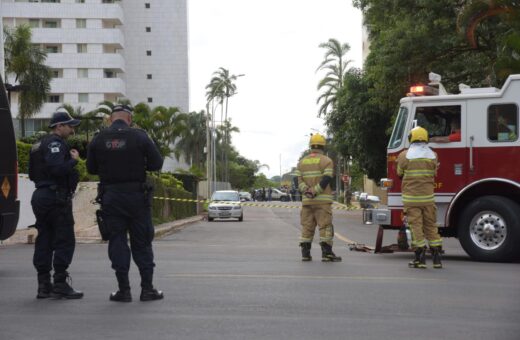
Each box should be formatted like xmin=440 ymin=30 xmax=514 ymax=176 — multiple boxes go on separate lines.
xmin=36 ymin=272 xmax=53 ymax=299
xmin=140 ymin=271 xmax=163 ymax=302
xmin=300 ymin=242 xmax=312 ymax=261
xmin=320 ymin=242 xmax=342 ymax=262
xmin=51 ymin=271 xmax=84 ymax=299
xmin=110 ymin=272 xmax=132 ymax=302
xmin=431 ymin=246 xmax=443 ymax=269
xmin=408 ymin=247 xmax=427 ymax=269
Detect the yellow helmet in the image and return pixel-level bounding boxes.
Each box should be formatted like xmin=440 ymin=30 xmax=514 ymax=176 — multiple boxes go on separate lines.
xmin=309 ymin=133 xmax=326 ymax=147
xmin=408 ymin=126 xmax=429 ymax=143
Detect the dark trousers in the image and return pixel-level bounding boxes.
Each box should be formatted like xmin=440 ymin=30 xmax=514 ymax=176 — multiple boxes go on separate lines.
xmin=102 ymin=190 xmax=155 ymax=286
xmin=31 ymin=188 xmax=75 ymax=275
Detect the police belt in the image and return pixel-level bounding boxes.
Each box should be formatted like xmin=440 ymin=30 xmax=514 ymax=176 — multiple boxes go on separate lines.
xmin=103 ymin=182 xmax=146 ymax=192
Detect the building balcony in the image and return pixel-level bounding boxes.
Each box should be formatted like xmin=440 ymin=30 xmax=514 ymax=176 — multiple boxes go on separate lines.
xmin=32 ymin=28 xmax=124 ymax=48
xmin=2 ymin=3 xmax=123 ymax=24
xmin=46 ymin=53 xmax=125 ymax=72
xmin=50 ymin=78 xmax=126 ymax=95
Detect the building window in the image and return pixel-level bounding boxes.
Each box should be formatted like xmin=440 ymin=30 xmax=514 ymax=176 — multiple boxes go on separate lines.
xmin=77 ymin=44 xmax=88 ymax=53
xmin=76 ymin=19 xmax=87 ymax=28
xmin=77 ymin=68 xmax=88 ymax=78
xmin=45 ymin=45 xmax=59 ymax=53
xmin=25 ymin=119 xmax=51 ymax=137
xmin=146 ymin=50 xmax=152 ymax=56
xmin=146 ymin=27 xmax=151 ymax=32
xmin=145 ymin=3 xmax=150 ymax=8
xmin=78 ymin=93 xmax=89 ymax=103
xmin=104 ymin=69 xmax=116 ymax=78
xmin=47 ymin=95 xmax=61 ymax=103
xmin=29 ymin=19 xmax=40 ymax=28
xmin=42 ymin=0 xmax=61 ymax=3
xmin=488 ymin=104 xmax=518 ymax=142
xmin=75 ymin=0 xmax=85 ymax=3
xmin=147 ymin=74 xmax=152 ymax=79
xmin=147 ymin=97 xmax=153 ymax=103
xmin=43 ymin=20 xmax=59 ymax=28
xmin=51 ymin=69 xmax=63 ymax=78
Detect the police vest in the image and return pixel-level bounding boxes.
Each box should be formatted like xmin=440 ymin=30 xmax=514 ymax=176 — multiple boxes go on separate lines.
xmin=29 ymin=134 xmax=78 ymax=191
xmin=92 ymin=125 xmax=146 ymax=184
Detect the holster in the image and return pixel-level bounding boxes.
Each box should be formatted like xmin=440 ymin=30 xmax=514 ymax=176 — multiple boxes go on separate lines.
xmin=96 ymin=209 xmax=110 ymax=241
xmin=95 ymin=183 xmax=105 ymax=204
xmin=50 ymin=185 xmax=72 ymax=206
xmin=142 ymin=182 xmax=154 ymax=207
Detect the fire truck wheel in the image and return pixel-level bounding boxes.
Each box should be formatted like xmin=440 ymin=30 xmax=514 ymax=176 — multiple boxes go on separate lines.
xmin=458 ymin=196 xmax=520 ymax=262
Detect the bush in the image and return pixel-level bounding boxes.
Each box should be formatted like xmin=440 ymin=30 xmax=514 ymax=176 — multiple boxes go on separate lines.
xmin=16 ymin=141 xmax=31 ymax=174
xmin=149 ymin=174 xmax=196 ymax=225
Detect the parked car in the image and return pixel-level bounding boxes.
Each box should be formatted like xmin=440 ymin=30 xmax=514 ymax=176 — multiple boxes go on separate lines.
xmin=270 ymin=188 xmax=290 ymax=201
xmin=239 ymin=191 xmax=252 ymax=201
xmin=208 ymin=190 xmax=243 ymax=222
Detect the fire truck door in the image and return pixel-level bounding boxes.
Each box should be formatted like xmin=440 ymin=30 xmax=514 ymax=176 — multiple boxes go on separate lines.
xmin=415 ymin=103 xmax=468 ymax=226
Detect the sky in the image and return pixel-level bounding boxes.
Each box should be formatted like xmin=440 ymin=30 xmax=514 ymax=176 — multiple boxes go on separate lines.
xmin=188 ymin=0 xmax=363 ymax=178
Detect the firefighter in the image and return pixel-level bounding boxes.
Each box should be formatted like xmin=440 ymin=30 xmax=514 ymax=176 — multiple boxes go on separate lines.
xmin=397 ymin=126 xmax=442 ymax=269
xmin=294 ymin=133 xmax=341 ymax=262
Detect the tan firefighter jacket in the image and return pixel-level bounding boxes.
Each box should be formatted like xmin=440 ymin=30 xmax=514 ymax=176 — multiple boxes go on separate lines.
xmin=396 ymin=143 xmax=438 ymax=207
xmin=295 ymin=149 xmax=334 ymax=206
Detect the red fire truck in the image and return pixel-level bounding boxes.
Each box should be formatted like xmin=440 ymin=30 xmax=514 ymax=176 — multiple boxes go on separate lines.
xmin=361 ymin=73 xmax=520 ymax=262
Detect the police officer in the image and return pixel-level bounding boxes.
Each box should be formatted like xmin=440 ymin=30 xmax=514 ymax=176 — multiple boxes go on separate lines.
xmin=86 ymin=104 xmax=164 ymax=302
xmin=29 ymin=111 xmax=84 ymax=299
xmin=397 ymin=126 xmax=442 ymax=269
xmin=294 ymin=133 xmax=342 ymax=262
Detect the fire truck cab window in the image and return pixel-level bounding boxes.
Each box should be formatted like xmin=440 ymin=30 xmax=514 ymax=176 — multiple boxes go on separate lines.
xmin=388 ymin=106 xmax=408 ymax=149
xmin=488 ymin=104 xmax=518 ymax=142
xmin=415 ymin=105 xmax=461 ymax=142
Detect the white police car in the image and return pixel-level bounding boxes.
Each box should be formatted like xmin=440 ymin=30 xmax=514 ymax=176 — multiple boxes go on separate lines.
xmin=208 ymin=190 xmax=243 ymax=222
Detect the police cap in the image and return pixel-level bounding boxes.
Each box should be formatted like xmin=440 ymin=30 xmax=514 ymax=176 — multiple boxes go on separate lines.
xmin=111 ymin=104 xmax=133 ymax=115
xmin=48 ymin=111 xmax=81 ymax=128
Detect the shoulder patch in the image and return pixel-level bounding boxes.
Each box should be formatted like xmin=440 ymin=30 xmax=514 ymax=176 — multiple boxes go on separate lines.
xmin=48 ymin=141 xmax=62 ymax=153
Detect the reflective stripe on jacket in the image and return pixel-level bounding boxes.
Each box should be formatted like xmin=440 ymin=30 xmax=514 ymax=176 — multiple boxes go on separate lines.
xmin=396 ymin=151 xmax=438 ymax=206
xmin=296 ymin=149 xmax=334 ymax=206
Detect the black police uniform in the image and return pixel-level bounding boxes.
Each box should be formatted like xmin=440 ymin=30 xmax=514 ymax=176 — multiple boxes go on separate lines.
xmin=86 ymin=118 xmax=163 ymax=301
xmin=29 ymin=133 xmax=81 ymax=299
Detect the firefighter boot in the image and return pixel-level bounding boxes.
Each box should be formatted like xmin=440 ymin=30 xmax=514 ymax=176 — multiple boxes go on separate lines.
xmin=431 ymin=246 xmax=443 ymax=269
xmin=110 ymin=272 xmax=132 ymax=302
xmin=36 ymin=272 xmax=53 ymax=299
xmin=300 ymin=242 xmax=312 ymax=261
xmin=320 ymin=242 xmax=342 ymax=262
xmin=408 ymin=247 xmax=427 ymax=269
xmin=51 ymin=271 xmax=84 ymax=299
xmin=140 ymin=271 xmax=164 ymax=302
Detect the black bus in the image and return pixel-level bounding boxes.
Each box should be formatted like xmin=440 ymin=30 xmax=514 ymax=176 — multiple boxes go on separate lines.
xmin=0 ymin=74 xmax=19 ymax=240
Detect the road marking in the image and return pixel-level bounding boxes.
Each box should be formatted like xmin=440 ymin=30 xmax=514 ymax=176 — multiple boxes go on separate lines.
xmin=334 ymin=231 xmax=357 ymax=244
xmin=165 ymin=273 xmax=443 ymax=282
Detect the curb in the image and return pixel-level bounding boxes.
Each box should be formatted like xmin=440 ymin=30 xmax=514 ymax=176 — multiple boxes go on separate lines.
xmin=4 ymin=215 xmax=205 ymax=245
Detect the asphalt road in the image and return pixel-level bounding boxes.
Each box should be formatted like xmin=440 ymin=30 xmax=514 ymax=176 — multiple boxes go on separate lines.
xmin=0 ymin=202 xmax=519 ymax=340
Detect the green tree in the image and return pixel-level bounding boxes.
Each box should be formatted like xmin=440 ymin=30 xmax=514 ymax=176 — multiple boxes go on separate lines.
xmin=174 ymin=110 xmax=207 ymax=170
xmin=205 ymin=68 xmax=242 ymax=182
xmin=324 ymin=0 xmax=520 ymax=180
xmin=133 ymin=103 xmax=187 ymax=158
xmin=316 ymin=38 xmax=352 ymax=119
xmin=3 ymin=24 xmax=51 ymax=137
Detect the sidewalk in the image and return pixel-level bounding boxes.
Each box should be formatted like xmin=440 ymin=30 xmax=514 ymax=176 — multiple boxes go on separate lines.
xmin=3 ymin=181 xmax=203 ymax=245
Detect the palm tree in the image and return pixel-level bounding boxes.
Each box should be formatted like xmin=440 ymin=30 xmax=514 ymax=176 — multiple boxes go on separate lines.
xmin=4 ymin=25 xmax=52 ymax=137
xmin=133 ymin=103 xmax=187 ymax=158
xmin=174 ymin=111 xmax=207 ymax=170
xmin=58 ymin=103 xmax=104 ymax=142
xmin=316 ymin=38 xmax=352 ymax=119
xmin=205 ymin=67 xmax=241 ymax=182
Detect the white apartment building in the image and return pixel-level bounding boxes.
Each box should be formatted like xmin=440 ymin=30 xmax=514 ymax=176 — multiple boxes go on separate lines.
xmin=1 ymin=0 xmax=189 ymax=171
